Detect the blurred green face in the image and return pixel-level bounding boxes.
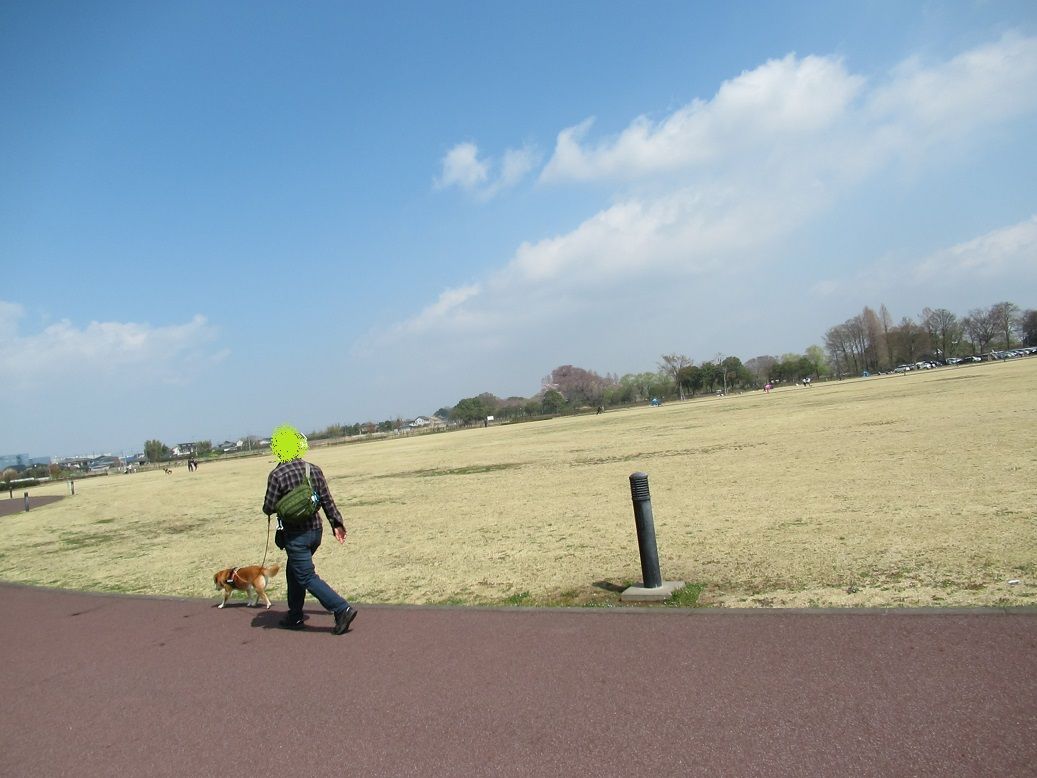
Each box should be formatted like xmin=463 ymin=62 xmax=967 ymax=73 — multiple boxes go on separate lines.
xmin=270 ymin=425 xmax=309 ymax=462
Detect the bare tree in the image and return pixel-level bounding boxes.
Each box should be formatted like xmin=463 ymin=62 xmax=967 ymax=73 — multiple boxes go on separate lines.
xmin=888 ymin=317 xmax=928 ymax=364
xmin=988 ymin=301 xmax=1019 ymax=349
xmin=880 ymin=304 xmax=896 ymax=370
xmin=845 ymin=316 xmax=869 ymax=373
xmin=962 ymin=308 xmax=997 ymax=354
xmin=862 ymin=307 xmax=884 ymax=372
xmin=1022 ymin=309 xmax=1037 ymax=347
xmin=745 ymin=355 xmax=778 ymax=384
xmin=659 ymin=354 xmax=692 ymax=400
xmin=921 ymin=308 xmax=961 ymax=359
xmin=824 ymin=323 xmax=855 ymax=376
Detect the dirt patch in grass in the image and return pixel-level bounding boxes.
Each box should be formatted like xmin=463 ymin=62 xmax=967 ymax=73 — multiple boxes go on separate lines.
xmin=377 ymin=463 xmax=527 ymax=478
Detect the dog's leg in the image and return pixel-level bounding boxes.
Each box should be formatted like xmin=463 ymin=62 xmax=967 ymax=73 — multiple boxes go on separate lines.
xmin=219 ymin=587 xmax=231 ymax=608
xmin=258 ymin=575 xmax=273 ymax=609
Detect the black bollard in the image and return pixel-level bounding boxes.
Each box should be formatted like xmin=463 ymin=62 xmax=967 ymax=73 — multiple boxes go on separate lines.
xmin=629 ymin=472 xmax=662 ymax=589
xmin=24 ymin=492 xmax=30 ymax=512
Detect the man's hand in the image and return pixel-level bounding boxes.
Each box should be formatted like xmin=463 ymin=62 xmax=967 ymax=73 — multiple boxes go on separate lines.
xmin=333 ymin=526 xmax=347 ymax=544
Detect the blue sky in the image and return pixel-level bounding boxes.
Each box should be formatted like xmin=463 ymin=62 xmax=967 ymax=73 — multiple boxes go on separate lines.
xmin=2 ymin=1 xmax=1036 ymax=456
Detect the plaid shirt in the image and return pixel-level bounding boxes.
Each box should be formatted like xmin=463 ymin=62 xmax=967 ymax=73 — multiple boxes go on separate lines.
xmin=263 ymin=459 xmax=344 ymax=534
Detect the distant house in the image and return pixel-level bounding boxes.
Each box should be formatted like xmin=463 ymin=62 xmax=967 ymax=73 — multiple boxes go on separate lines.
xmin=408 ymin=416 xmax=446 ymax=430
xmin=56 ymin=456 xmax=93 ymax=471
xmin=88 ymin=456 xmax=122 ymax=473
xmin=172 ymin=443 xmax=198 ymax=457
xmin=219 ymin=440 xmax=244 ymax=453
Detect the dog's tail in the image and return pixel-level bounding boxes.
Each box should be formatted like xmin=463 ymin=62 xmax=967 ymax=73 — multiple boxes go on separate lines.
xmin=263 ymin=563 xmax=281 ymax=578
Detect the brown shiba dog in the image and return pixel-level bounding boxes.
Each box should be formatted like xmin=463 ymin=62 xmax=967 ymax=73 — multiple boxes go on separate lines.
xmin=214 ymin=563 xmax=280 ymax=609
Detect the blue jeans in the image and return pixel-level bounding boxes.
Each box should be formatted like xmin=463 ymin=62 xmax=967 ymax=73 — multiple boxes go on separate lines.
xmin=283 ymin=528 xmax=350 ymax=619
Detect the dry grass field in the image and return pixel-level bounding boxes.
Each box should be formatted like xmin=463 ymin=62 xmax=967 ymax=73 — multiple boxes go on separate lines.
xmin=3 ymin=359 xmax=1035 ymax=608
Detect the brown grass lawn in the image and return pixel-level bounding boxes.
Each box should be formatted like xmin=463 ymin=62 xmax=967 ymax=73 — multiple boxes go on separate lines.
xmin=2 ymin=359 xmax=1035 ymax=608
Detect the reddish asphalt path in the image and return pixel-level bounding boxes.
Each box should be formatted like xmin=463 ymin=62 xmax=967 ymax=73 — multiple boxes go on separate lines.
xmin=0 ymin=495 xmax=64 ymax=516
xmin=0 ymin=583 xmax=1034 ymax=777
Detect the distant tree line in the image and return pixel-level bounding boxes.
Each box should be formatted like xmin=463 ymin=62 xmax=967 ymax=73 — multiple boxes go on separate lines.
xmin=824 ymin=301 xmax=1034 ymax=376
xmin=139 ymin=300 xmax=1034 ymax=449
xmin=438 ymin=300 xmax=1033 ymax=423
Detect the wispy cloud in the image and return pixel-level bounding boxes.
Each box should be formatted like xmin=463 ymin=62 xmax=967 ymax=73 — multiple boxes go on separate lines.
xmin=813 ymin=214 xmax=1037 ymax=299
xmin=391 ymin=284 xmax=483 ymax=335
xmin=913 ymin=215 xmax=1037 ymax=282
xmin=436 ymin=142 xmax=488 ymax=191
xmin=436 ymin=142 xmax=539 ymax=200
xmin=0 ymin=305 xmax=227 ymax=390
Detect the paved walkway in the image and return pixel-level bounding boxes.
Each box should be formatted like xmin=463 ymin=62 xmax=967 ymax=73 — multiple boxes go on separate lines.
xmin=0 ymin=583 xmax=1034 ymax=776
xmin=0 ymin=495 xmax=64 ymax=516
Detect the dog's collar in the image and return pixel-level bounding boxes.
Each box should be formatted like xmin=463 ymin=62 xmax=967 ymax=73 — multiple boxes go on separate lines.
xmin=229 ymin=567 xmax=239 ymax=582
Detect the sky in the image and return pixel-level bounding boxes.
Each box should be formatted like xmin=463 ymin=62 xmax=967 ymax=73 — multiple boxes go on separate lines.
xmin=2 ymin=1 xmax=1036 ymax=457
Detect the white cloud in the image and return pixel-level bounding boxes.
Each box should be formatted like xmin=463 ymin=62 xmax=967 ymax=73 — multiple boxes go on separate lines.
xmin=497 ymin=146 xmax=538 ymax=190
xmin=540 ymin=54 xmax=865 ymax=183
xmin=506 ymin=33 xmax=1037 ymax=289
xmin=867 ymin=33 xmax=1037 ymax=141
xmin=390 ymin=284 xmax=483 ymax=335
xmin=0 ymin=301 xmax=25 ymax=339
xmin=0 ymin=306 xmax=225 ymax=390
xmin=912 ymin=215 xmax=1037 ymax=282
xmin=501 ymin=183 xmax=813 ymax=285
xmin=541 ymin=33 xmax=1037 ymax=185
xmin=371 ymin=33 xmax=1037 ymax=368
xmin=436 ymin=141 xmax=538 ymax=199
xmin=436 ymin=142 xmax=489 ymax=190
xmin=812 ymin=215 xmax=1037 ymax=299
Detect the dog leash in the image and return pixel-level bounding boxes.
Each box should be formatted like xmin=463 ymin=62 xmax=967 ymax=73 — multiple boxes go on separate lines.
xmin=260 ymin=515 xmax=273 ymax=569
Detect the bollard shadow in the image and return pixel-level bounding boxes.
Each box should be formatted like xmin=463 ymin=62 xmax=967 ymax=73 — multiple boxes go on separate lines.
xmin=592 ymin=580 xmax=627 ymax=594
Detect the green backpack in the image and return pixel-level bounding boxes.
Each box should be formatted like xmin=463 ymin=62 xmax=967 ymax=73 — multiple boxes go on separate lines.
xmin=274 ymin=462 xmax=321 ymax=527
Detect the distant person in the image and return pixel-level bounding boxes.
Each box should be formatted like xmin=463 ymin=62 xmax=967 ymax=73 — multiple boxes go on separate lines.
xmin=262 ymin=424 xmax=357 ymax=635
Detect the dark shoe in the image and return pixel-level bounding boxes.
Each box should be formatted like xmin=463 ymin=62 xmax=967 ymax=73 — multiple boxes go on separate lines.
xmin=278 ymin=615 xmax=305 ymax=630
xmin=332 ymin=606 xmax=357 ymax=635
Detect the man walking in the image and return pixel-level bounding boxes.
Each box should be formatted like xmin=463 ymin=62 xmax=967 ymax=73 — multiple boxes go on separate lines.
xmin=263 ymin=425 xmax=357 ymax=634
